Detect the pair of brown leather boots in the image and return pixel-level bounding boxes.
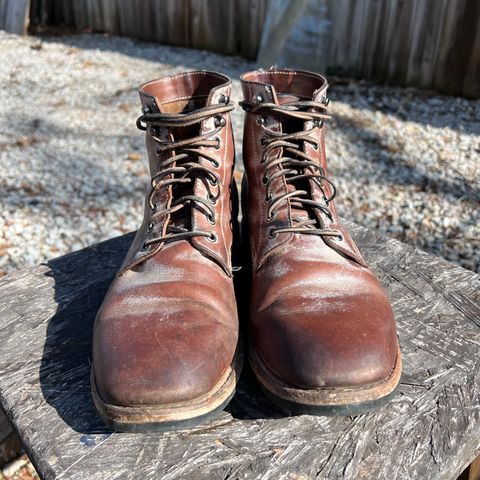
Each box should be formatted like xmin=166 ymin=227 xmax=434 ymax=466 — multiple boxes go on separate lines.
xmin=91 ymin=69 xmax=402 ymax=432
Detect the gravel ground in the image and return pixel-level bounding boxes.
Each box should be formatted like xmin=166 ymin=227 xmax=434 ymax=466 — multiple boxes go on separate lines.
xmin=0 ymin=29 xmax=479 ymax=478
xmin=0 ymin=31 xmax=479 ymax=277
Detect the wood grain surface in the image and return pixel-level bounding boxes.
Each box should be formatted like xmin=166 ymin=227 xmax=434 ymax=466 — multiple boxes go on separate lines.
xmin=0 ymin=223 xmax=479 ymax=480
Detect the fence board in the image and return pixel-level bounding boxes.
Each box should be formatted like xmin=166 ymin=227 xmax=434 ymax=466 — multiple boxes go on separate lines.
xmin=0 ymin=0 xmax=30 ymax=34
xmin=238 ymin=0 xmax=268 ymax=59
xmin=189 ymin=0 xmax=237 ymax=55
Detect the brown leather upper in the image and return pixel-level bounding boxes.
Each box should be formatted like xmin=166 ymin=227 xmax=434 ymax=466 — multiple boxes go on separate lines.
xmin=92 ymin=71 xmax=238 ymax=406
xmin=241 ymin=68 xmax=399 ymax=389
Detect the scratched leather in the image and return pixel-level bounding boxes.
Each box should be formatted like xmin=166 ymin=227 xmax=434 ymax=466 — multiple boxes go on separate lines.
xmin=92 ymin=72 xmax=238 ymax=406
xmin=241 ymin=69 xmax=399 ymax=389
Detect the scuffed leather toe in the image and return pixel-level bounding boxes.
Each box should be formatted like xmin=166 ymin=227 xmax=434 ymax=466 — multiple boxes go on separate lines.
xmin=253 ymin=289 xmax=397 ymax=389
xmin=93 ymin=305 xmax=236 ymax=406
xmin=251 ymin=253 xmax=398 ymax=391
xmin=92 ymin=244 xmax=239 ymax=408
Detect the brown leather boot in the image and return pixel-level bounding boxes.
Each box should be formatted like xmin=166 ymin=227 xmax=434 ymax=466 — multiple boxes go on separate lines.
xmin=91 ymin=71 xmax=241 ymax=431
xmin=240 ymin=68 xmax=401 ymax=415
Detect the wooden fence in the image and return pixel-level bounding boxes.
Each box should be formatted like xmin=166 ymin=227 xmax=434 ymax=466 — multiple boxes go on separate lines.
xmin=28 ymin=0 xmax=267 ymax=59
xmin=327 ymin=0 xmax=480 ymax=97
xmin=259 ymin=0 xmax=480 ymax=97
xmin=2 ymin=0 xmax=479 ymax=97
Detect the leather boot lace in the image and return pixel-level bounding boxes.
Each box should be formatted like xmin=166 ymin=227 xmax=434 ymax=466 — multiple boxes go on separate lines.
xmin=136 ymin=100 xmax=233 ymax=247
xmin=240 ymin=98 xmax=342 ymax=239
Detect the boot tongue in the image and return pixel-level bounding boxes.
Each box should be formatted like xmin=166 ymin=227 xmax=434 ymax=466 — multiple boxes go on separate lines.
xmin=275 ymin=92 xmax=314 ymax=222
xmin=276 ymin=93 xmax=303 ymax=104
xmin=158 ymin=98 xmax=207 ymax=234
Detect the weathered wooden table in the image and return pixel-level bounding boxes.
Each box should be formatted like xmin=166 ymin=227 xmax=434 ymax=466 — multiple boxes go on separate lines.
xmin=0 ymin=223 xmax=479 ymax=480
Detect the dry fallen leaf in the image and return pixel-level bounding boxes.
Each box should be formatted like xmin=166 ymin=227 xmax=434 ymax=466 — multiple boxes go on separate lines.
xmin=127 ymin=152 xmax=141 ymax=161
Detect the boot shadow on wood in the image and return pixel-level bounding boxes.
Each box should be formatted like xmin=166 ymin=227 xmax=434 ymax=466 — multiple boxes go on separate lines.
xmin=39 ymin=233 xmax=283 ymax=435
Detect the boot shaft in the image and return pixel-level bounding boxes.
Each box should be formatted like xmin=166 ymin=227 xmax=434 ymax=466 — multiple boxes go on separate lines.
xmin=240 ymin=68 xmax=366 ymax=268
xmin=241 ymin=69 xmax=365 ymax=268
xmin=138 ymin=71 xmax=234 ymax=178
xmin=120 ymin=71 xmax=236 ymax=275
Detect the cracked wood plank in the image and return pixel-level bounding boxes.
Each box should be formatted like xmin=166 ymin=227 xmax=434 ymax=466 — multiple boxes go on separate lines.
xmin=0 ymin=222 xmax=479 ymax=480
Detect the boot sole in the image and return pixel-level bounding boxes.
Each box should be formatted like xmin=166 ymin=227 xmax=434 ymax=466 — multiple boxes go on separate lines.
xmin=249 ymin=343 xmax=402 ymax=416
xmin=91 ymin=350 xmax=242 ymax=432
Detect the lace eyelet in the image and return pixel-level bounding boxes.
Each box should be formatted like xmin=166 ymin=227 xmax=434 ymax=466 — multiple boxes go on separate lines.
xmin=313 ymin=143 xmax=319 ymax=150
xmin=206 ymin=213 xmax=216 ymax=225
xmin=214 ymin=115 xmax=226 ymax=128
xmin=141 ymin=242 xmax=149 ymax=251
xmin=255 ymin=93 xmax=264 ymax=103
xmin=209 ymin=178 xmax=218 ymax=187
xmin=211 ymin=159 xmax=220 ymax=168
xmin=207 ymin=232 xmax=217 ymax=243
xmin=148 ymin=126 xmax=157 ymax=136
xmin=265 ymin=193 xmax=272 ymax=203
xmin=213 ymin=136 xmax=221 ymax=149
xmin=208 ymin=193 xmax=217 ymax=204
xmin=147 ymin=222 xmax=154 ymax=232
xmin=142 ymin=105 xmax=151 ymax=114
xmin=151 ymin=203 xmax=158 ymax=212
xmin=259 ymin=136 xmax=267 ymax=148
xmin=256 ymin=116 xmax=267 ymax=126
xmin=336 ymin=234 xmax=343 ymax=241
xmin=268 ymin=227 xmax=277 ymax=238
xmin=262 ymin=175 xmax=269 ymax=185
xmin=266 ymin=211 xmax=276 ymax=222
xmin=218 ymin=94 xmax=229 ymax=104
xmin=313 ymin=120 xmax=324 ymax=129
